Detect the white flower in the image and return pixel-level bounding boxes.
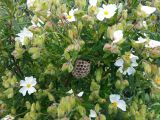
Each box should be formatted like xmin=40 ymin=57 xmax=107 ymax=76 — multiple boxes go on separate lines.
xmin=113 ymin=30 xmax=123 ymax=43
xmin=141 ymin=5 xmax=156 ymax=16
xmin=146 ymin=40 xmax=160 ymax=48
xmin=64 ymin=9 xmax=78 ymax=22
xmin=77 ymin=91 xmax=84 ymax=97
xmin=135 ymin=37 xmax=147 ymax=44
xmin=66 ymin=89 xmax=74 ymax=94
xmin=15 ymin=27 xmax=33 ymax=45
xmin=89 ymin=0 xmax=98 ymax=7
xmin=19 ymin=76 xmax=37 ymax=96
xmin=96 ymin=4 xmax=117 ymax=21
xmin=114 ymin=53 xmax=139 ymax=75
xmin=110 ymin=94 xmax=126 ymax=111
xmin=89 ymin=109 xmax=97 ymax=118
xmin=1 ymin=115 xmax=14 ymax=120
xmin=27 ymin=0 xmax=35 ymax=8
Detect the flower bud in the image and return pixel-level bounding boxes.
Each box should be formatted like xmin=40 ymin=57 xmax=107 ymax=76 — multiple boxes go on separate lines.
xmin=75 ymin=0 xmax=86 ymax=8
xmin=95 ymin=68 xmax=103 ymax=83
xmin=143 ymin=61 xmax=151 ymax=74
xmin=48 ymin=93 xmax=55 ymax=101
xmin=47 ymin=104 xmax=57 ymax=117
xmin=35 ymin=101 xmax=41 ymax=111
xmin=44 ymin=21 xmax=54 ymax=31
xmin=90 ymin=81 xmax=100 ymax=91
xmin=26 ymin=101 xmax=31 ymax=110
xmin=4 ymin=88 xmax=14 ymax=98
xmin=77 ymin=105 xmax=86 ymax=116
xmin=31 ymin=103 xmax=36 ymax=112
xmin=97 ymin=114 xmax=106 ymax=120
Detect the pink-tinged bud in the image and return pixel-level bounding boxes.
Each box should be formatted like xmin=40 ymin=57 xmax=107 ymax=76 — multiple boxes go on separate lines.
xmin=103 ymin=43 xmax=119 ymax=53
xmin=44 ymin=21 xmax=54 ymax=31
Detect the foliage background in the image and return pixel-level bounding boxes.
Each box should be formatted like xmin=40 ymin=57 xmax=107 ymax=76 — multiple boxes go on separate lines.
xmin=0 ymin=0 xmax=160 ymax=120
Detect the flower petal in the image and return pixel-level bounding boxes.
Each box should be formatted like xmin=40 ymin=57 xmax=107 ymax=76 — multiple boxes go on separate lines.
xmin=141 ymin=5 xmax=156 ymax=16
xmin=113 ymin=30 xmax=123 ymax=43
xmin=89 ymin=109 xmax=97 ymax=118
xmin=89 ymin=0 xmax=97 ymax=6
xmin=126 ymin=67 xmax=135 ymax=75
xmin=20 ymin=80 xmax=27 ymax=86
xmin=67 ymin=89 xmax=74 ymax=94
xmin=28 ymin=87 xmax=36 ymax=95
xmin=114 ymin=58 xmax=124 ymax=67
xmin=77 ymin=91 xmax=84 ymax=97
xmin=110 ymin=94 xmax=120 ymax=103
xmin=96 ymin=8 xmax=105 ymax=21
xmin=117 ymin=100 xmax=126 ymax=111
xmin=25 ymin=76 xmax=37 ymax=86
xmin=19 ymin=87 xmax=28 ymax=96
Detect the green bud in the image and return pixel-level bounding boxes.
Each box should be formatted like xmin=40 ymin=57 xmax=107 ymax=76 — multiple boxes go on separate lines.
xmin=35 ymin=101 xmax=41 ymax=111
xmin=29 ymin=112 xmax=37 ymax=119
xmin=31 ymin=103 xmax=36 ymax=112
xmin=115 ymin=80 xmax=121 ymax=89
xmin=97 ymin=114 xmax=106 ymax=120
xmin=48 ymin=93 xmax=55 ymax=101
xmin=47 ymin=104 xmax=57 ymax=117
xmin=11 ymin=107 xmax=16 ymax=114
xmin=28 ymin=47 xmax=41 ymax=59
xmin=10 ymin=76 xmax=17 ymax=87
xmin=77 ymin=105 xmax=86 ymax=117
xmin=57 ymin=107 xmax=65 ymax=118
xmin=75 ymin=0 xmax=86 ymax=8
xmin=12 ymin=48 xmax=25 ymax=59
xmin=4 ymin=88 xmax=14 ymax=98
xmin=90 ymin=81 xmax=100 ymax=91
xmin=26 ymin=101 xmax=31 ymax=110
xmin=44 ymin=64 xmax=56 ymax=75
xmin=95 ymin=68 xmax=103 ymax=83
xmin=95 ymin=104 xmax=101 ymax=113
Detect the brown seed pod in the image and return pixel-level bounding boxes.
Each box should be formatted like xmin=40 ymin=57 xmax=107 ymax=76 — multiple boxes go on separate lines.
xmin=72 ymin=60 xmax=91 ymax=79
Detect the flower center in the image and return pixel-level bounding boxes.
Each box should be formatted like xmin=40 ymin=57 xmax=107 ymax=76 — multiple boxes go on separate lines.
xmin=67 ymin=15 xmax=73 ymax=19
xmin=112 ymin=102 xmax=118 ymax=107
xmin=104 ymin=10 xmax=109 ymax=15
xmin=27 ymin=84 xmax=31 ymax=88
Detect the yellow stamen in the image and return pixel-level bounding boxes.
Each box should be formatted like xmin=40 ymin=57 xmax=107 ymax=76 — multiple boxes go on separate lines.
xmin=104 ymin=11 xmax=109 ymax=15
xmin=112 ymin=102 xmax=118 ymax=107
xmin=67 ymin=15 xmax=73 ymax=19
xmin=27 ymin=84 xmax=31 ymax=88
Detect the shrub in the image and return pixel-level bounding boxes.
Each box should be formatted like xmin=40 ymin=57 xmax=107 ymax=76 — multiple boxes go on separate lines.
xmin=0 ymin=0 xmax=160 ymax=120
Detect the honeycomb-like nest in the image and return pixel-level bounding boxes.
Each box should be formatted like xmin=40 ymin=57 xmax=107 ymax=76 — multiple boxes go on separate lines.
xmin=72 ymin=60 xmax=91 ymax=79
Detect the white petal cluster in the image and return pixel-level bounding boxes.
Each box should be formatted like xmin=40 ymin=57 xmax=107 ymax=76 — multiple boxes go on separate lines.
xmin=141 ymin=5 xmax=156 ymax=17
xmin=64 ymin=9 xmax=78 ymax=22
xmin=110 ymin=94 xmax=126 ymax=111
xmin=97 ymin=4 xmax=117 ymax=21
xmin=114 ymin=53 xmax=139 ymax=75
xmin=136 ymin=37 xmax=160 ymax=48
xmin=15 ymin=27 xmax=33 ymax=45
xmin=89 ymin=0 xmax=98 ymax=7
xmin=146 ymin=40 xmax=160 ymax=48
xmin=1 ymin=115 xmax=14 ymax=120
xmin=113 ymin=30 xmax=123 ymax=43
xmin=19 ymin=76 xmax=37 ymax=96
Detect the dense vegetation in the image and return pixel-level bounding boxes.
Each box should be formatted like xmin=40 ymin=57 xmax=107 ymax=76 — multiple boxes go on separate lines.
xmin=0 ymin=0 xmax=160 ymax=120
